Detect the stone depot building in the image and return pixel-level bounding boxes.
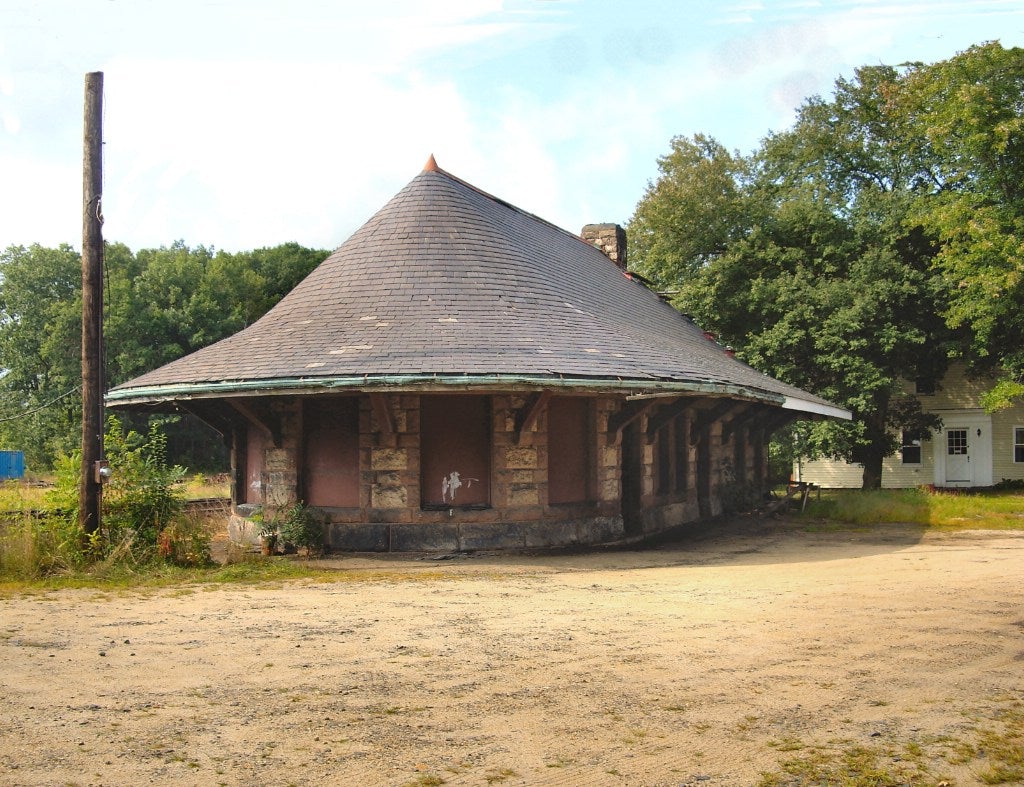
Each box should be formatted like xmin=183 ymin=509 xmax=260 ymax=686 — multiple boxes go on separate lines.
xmin=107 ymin=158 xmax=848 ymax=552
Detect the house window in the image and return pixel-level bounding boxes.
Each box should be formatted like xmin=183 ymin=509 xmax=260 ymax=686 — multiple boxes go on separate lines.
xmin=303 ymin=397 xmax=360 ymax=507
xmin=914 ymin=378 xmax=936 ymax=395
xmin=1015 ymin=427 xmax=1024 ymax=463
xmin=900 ymin=430 xmax=922 ymax=464
xmin=548 ymin=397 xmax=592 ymax=504
xmin=947 ymin=428 xmax=968 ymax=456
xmin=420 ymin=395 xmax=491 ymax=508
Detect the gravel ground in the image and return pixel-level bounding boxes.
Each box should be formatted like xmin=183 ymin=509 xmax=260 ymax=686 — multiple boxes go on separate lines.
xmin=1 ymin=517 xmax=1022 ymax=786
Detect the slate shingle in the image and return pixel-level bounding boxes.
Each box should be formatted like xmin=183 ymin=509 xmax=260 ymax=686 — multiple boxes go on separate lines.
xmin=108 ymin=163 xmax=841 ymax=414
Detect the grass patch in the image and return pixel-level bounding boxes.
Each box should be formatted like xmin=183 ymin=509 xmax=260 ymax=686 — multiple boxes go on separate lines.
xmin=0 ymin=555 xmax=476 ymax=596
xmin=759 ymin=701 xmax=1023 ymax=786
xmin=180 ymin=474 xmax=230 ymax=500
xmin=0 ymin=474 xmax=227 ymax=510
xmin=974 ymin=704 xmax=1024 ymax=784
xmin=403 ymin=775 xmax=445 ymax=787
xmin=802 ymin=488 xmax=1024 ymax=530
xmin=758 ymin=741 xmax=937 ymax=786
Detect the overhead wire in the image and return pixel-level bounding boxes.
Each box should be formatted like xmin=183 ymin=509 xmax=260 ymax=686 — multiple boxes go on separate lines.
xmin=0 ymin=386 xmax=82 ymax=424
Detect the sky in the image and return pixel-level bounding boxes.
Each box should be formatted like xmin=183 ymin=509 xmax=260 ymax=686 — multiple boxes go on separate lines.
xmin=1 ymin=0 xmax=1023 ymax=254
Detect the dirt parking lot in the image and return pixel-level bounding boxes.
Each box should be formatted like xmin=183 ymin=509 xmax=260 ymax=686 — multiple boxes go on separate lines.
xmin=1 ymin=517 xmax=1022 ymax=786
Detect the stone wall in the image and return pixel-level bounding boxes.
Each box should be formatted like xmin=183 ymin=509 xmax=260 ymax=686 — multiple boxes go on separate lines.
xmin=231 ymin=392 xmax=772 ymax=551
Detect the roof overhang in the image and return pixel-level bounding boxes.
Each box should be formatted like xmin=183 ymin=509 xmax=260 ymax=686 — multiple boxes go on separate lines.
xmin=106 ymin=373 xmax=797 ymax=409
xmin=781 ymin=395 xmax=852 ymax=420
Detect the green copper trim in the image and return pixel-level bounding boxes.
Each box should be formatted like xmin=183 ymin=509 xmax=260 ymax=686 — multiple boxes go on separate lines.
xmin=106 ymin=373 xmax=790 ymax=407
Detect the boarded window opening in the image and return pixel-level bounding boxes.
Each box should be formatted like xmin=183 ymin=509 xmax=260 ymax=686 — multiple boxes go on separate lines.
xmin=303 ymin=397 xmax=360 ymax=507
xmin=421 ymin=395 xmax=491 ymax=508
xmin=548 ymin=397 xmax=592 ymax=504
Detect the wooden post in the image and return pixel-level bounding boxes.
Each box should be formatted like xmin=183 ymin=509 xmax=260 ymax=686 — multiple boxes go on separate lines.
xmin=80 ymin=71 xmax=104 ymax=539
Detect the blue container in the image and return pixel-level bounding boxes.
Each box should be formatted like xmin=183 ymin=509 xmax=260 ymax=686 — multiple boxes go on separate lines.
xmin=0 ymin=450 xmax=25 ymax=480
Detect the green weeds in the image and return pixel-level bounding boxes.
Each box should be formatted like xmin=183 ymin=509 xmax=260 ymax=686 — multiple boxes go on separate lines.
xmin=802 ymin=488 xmax=1024 ymax=530
xmin=758 ymin=700 xmax=1023 ymax=786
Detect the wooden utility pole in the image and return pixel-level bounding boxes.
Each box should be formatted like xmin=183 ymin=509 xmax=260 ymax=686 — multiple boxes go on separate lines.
xmin=80 ymin=71 xmax=104 ymax=539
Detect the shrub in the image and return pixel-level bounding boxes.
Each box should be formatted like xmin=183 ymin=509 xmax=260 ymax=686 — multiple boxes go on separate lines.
xmin=156 ymin=514 xmax=212 ymax=567
xmin=22 ymin=415 xmax=190 ymax=573
xmin=102 ymin=416 xmax=186 ymax=550
xmin=277 ymin=502 xmax=326 ymax=556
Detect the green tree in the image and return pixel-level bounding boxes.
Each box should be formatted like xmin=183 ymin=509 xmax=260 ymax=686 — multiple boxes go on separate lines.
xmin=630 ymin=66 xmax=957 ymax=489
xmin=629 ymin=134 xmax=755 ymax=288
xmin=0 ymin=244 xmax=83 ymax=465
xmin=0 ymin=240 xmax=328 ymax=470
xmin=900 ymin=42 xmax=1024 ymax=406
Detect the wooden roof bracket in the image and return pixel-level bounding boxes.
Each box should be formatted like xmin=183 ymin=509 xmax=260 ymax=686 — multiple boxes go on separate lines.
xmin=175 ymin=401 xmax=234 ymax=446
xmin=760 ymin=410 xmax=801 ymax=436
xmin=226 ymin=399 xmax=281 ymax=447
xmin=645 ymin=396 xmax=707 ymax=443
xmin=607 ymin=398 xmax=658 ymax=446
xmin=514 ymin=390 xmax=551 ymax=445
xmin=689 ymin=400 xmax=739 ymax=446
xmin=721 ymin=404 xmax=770 ymax=443
xmin=718 ymin=402 xmax=752 ymax=444
xmin=370 ymin=393 xmax=396 ymax=435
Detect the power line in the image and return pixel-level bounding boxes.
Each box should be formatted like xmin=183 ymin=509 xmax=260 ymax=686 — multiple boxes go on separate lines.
xmin=0 ymin=386 xmax=81 ymax=424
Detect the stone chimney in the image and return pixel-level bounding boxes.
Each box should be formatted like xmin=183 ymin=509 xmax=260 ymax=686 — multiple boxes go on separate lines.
xmin=581 ymin=223 xmax=627 ymax=270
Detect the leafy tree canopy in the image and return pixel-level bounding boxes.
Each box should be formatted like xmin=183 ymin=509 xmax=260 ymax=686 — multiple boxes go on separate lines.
xmin=0 ymin=241 xmax=328 ymax=469
xmin=630 ymin=42 xmax=1024 ymax=488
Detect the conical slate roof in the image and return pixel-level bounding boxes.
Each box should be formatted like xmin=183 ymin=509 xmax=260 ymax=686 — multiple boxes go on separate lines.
xmin=107 ymin=160 xmax=847 ymax=418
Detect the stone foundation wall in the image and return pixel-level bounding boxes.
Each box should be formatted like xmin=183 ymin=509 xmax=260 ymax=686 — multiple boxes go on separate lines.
xmin=233 ymin=393 xmax=771 ymax=552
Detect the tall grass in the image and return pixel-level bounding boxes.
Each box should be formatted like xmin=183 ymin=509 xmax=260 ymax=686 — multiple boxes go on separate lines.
xmin=804 ymin=488 xmax=1024 ymax=530
xmin=0 ymin=417 xmax=222 ymax=583
xmin=0 ymin=481 xmax=87 ymax=578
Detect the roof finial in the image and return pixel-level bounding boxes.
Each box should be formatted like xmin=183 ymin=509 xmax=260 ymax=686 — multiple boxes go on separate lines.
xmin=423 ymin=153 xmax=440 ymax=172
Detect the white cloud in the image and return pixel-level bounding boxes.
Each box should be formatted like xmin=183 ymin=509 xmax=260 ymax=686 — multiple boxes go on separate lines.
xmin=1 ymin=0 xmax=1021 ymax=254
xmin=100 ymin=58 xmax=488 ymax=249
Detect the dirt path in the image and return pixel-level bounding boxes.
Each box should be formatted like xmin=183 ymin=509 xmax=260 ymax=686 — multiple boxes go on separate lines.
xmin=1 ymin=519 xmax=1022 ymax=786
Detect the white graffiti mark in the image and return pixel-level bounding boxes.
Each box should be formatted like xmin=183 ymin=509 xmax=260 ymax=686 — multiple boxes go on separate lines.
xmin=442 ymin=471 xmax=479 ymax=503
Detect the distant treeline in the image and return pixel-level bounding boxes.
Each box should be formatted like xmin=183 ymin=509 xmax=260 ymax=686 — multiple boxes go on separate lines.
xmin=0 ymin=241 xmax=329 ymax=470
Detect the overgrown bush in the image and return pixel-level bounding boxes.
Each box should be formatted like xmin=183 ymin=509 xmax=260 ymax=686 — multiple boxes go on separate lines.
xmin=0 ymin=415 xmax=210 ymax=577
xmin=277 ymin=502 xmax=326 ymax=556
xmin=157 ymin=514 xmax=213 ymax=567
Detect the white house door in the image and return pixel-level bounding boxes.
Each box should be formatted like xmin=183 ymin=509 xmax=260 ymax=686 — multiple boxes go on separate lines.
xmin=944 ymin=428 xmax=972 ymax=485
xmin=937 ymin=415 xmax=993 ymax=488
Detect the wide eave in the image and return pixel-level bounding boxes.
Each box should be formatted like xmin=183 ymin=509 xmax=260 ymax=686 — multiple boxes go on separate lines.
xmin=108 ymin=162 xmax=850 ymax=422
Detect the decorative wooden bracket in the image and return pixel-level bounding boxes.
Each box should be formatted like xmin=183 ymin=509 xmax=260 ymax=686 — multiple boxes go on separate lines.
xmin=175 ymin=401 xmax=234 ymax=447
xmin=758 ymin=409 xmax=800 ymax=436
xmin=645 ymin=397 xmax=706 ymax=442
xmin=607 ymin=399 xmax=658 ymax=446
xmin=226 ymin=398 xmax=281 ymax=447
xmin=514 ymin=390 xmax=551 ymax=444
xmin=689 ymin=400 xmax=738 ymax=446
xmin=721 ymin=404 xmax=767 ymax=441
xmin=718 ymin=402 xmax=752 ymax=444
xmin=370 ymin=393 xmax=395 ymax=435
